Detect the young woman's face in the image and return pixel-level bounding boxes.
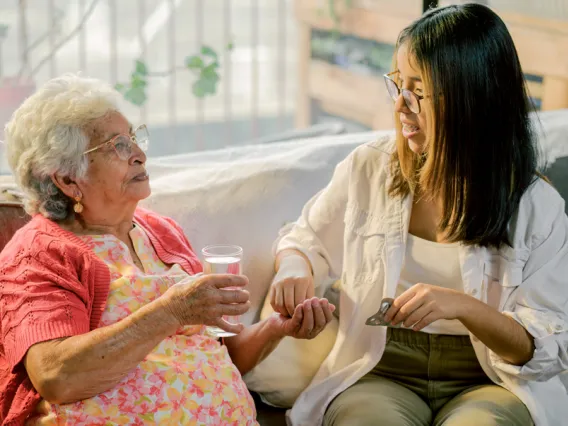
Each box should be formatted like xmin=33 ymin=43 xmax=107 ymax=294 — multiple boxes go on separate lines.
xmin=395 ymin=44 xmax=430 ymax=154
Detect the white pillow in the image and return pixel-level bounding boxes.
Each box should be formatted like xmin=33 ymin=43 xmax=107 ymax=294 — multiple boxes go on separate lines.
xmin=243 ymin=293 xmax=339 ymax=408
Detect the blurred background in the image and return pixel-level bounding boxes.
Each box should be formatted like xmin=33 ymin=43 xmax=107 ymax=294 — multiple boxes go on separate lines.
xmin=1 ymin=0 xmax=568 ymax=174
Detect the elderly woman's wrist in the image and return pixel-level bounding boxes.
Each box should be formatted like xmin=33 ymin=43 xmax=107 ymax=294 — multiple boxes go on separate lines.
xmin=264 ymin=314 xmax=288 ymax=339
xmin=149 ymin=298 xmax=183 ymax=332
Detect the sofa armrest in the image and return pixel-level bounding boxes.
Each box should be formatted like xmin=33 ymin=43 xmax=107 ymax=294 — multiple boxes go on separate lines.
xmin=0 ymin=201 xmax=30 ymax=252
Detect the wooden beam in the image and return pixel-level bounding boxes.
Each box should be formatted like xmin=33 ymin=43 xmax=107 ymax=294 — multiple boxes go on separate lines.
xmin=542 ymin=77 xmax=568 ymax=111
xmin=294 ymin=0 xmax=421 ymax=45
xmin=295 ymin=23 xmax=312 ymax=128
xmin=525 ymin=80 xmax=543 ymax=101
xmin=308 ymin=60 xmax=394 ymax=129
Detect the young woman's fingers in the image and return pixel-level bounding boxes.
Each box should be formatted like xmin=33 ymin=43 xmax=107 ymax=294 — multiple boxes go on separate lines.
xmin=284 ymin=285 xmax=296 ymax=317
xmin=295 ymin=282 xmax=309 ymax=311
xmin=412 ymin=312 xmax=439 ymax=332
xmin=390 ymin=296 xmax=424 ymax=325
xmin=402 ymin=304 xmax=432 ymax=328
xmin=273 ymin=286 xmax=287 ymax=316
xmin=385 ymin=287 xmax=418 ymax=322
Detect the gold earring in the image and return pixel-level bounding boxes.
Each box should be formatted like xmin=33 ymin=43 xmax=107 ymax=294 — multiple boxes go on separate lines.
xmin=73 ymin=196 xmax=83 ymax=214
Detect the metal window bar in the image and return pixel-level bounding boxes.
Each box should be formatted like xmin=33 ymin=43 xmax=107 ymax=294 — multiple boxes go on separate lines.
xmin=48 ymin=0 xmax=57 ymax=78
xmin=195 ymin=0 xmax=204 ymax=150
xmin=18 ymin=0 xmax=29 ymax=79
xmin=138 ymin=0 xmax=147 ymax=126
xmin=109 ymin=0 xmax=118 ymax=84
xmin=78 ymin=0 xmax=87 ymax=73
xmin=168 ymin=0 xmax=177 ymax=145
xmin=278 ymin=0 xmax=287 ymax=132
xmin=224 ymin=0 xmax=232 ymax=145
xmin=251 ymin=0 xmax=259 ymax=140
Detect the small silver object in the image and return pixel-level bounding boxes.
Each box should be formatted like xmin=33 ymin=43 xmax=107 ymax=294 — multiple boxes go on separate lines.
xmin=365 ymin=297 xmax=402 ymax=327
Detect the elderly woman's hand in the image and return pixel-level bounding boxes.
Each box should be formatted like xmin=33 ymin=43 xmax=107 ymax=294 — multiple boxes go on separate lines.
xmin=161 ymin=274 xmax=251 ymax=334
xmin=270 ymin=297 xmax=335 ymax=340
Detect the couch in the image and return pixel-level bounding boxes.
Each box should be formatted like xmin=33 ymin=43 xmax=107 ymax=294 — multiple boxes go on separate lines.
xmin=1 ymin=116 xmax=567 ymax=424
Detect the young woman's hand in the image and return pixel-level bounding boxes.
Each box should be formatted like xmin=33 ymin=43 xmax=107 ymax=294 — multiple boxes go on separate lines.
xmin=383 ymin=284 xmax=471 ymax=331
xmin=269 ymin=297 xmax=335 ymax=339
xmin=271 ymin=253 xmax=314 ymax=317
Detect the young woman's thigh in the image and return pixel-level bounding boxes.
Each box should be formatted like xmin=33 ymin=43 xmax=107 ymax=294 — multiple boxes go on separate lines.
xmin=433 ymin=385 xmax=533 ymax=426
xmin=323 ymin=375 xmax=432 ymax=426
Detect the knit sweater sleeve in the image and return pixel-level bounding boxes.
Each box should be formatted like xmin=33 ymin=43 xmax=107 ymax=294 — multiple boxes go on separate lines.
xmin=0 ymin=229 xmax=92 ymax=372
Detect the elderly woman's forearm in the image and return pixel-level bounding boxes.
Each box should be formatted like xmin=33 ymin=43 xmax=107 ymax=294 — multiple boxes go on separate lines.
xmin=24 ymin=299 xmax=178 ymax=404
xmin=224 ymin=318 xmax=284 ymax=375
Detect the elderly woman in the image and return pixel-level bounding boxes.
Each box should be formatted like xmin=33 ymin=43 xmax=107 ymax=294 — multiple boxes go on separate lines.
xmin=0 ymin=75 xmax=335 ymax=426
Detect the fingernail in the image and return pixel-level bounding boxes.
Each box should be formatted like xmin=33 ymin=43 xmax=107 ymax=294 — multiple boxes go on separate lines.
xmin=312 ymin=300 xmax=319 ymax=307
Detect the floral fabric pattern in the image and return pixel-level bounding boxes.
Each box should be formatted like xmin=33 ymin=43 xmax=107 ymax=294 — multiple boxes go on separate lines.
xmin=31 ymin=224 xmax=257 ymax=426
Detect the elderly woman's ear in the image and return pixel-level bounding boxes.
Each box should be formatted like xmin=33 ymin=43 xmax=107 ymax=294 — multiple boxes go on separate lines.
xmin=50 ymin=174 xmax=80 ymax=200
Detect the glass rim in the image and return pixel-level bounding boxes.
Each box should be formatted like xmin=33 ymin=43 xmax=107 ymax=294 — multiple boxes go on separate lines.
xmin=201 ymin=244 xmax=243 ymax=258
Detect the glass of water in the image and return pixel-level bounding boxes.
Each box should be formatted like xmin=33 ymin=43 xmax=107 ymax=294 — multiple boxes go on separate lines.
xmin=202 ymin=244 xmax=243 ymax=338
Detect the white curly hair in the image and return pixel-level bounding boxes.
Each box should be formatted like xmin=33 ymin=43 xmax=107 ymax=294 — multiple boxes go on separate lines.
xmin=4 ymin=74 xmax=120 ymax=220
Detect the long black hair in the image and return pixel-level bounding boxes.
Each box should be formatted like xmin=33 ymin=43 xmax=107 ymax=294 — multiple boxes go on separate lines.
xmin=389 ymin=3 xmax=539 ymax=248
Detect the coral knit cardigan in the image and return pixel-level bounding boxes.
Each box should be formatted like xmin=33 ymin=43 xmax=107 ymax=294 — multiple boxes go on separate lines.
xmin=0 ymin=208 xmax=202 ymax=425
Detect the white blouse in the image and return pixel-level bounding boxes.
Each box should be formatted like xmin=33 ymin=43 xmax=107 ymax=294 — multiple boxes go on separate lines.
xmin=276 ymin=136 xmax=568 ymax=426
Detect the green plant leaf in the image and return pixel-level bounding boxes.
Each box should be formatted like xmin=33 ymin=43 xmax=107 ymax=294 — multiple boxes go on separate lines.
xmin=114 ymin=83 xmax=125 ymax=93
xmin=185 ymin=55 xmax=204 ymax=70
xmin=192 ymin=80 xmax=207 ymax=98
xmin=201 ymin=64 xmax=219 ymax=81
xmin=227 ymin=42 xmax=234 ymax=51
xmin=200 ymin=76 xmax=217 ymax=95
xmin=201 ymin=45 xmax=218 ymax=60
xmin=135 ymin=59 xmax=148 ymax=76
xmin=124 ymin=87 xmax=147 ymax=106
xmin=131 ymin=73 xmax=147 ymax=89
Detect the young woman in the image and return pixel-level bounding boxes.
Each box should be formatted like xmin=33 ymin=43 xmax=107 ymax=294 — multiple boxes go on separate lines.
xmin=271 ymin=4 xmax=568 ymax=426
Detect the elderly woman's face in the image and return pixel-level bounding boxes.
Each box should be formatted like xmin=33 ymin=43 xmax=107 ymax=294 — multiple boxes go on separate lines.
xmin=80 ymin=112 xmax=150 ymax=210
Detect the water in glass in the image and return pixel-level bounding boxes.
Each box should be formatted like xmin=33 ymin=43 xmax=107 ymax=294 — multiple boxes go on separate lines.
xmin=201 ymin=245 xmax=243 ymax=338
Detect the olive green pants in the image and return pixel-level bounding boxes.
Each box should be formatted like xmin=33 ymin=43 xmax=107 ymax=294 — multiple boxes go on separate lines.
xmin=324 ymin=328 xmax=533 ymax=426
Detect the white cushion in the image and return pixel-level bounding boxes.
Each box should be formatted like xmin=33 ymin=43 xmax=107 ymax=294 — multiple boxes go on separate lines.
xmin=243 ymin=297 xmax=339 ymax=408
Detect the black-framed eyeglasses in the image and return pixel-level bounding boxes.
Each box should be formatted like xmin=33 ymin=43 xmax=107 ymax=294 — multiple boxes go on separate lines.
xmin=83 ymin=124 xmax=149 ymax=161
xmin=384 ymin=71 xmax=425 ymax=114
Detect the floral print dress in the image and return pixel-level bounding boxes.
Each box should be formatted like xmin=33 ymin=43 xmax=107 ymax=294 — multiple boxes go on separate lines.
xmin=30 ymin=224 xmax=257 ymax=426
